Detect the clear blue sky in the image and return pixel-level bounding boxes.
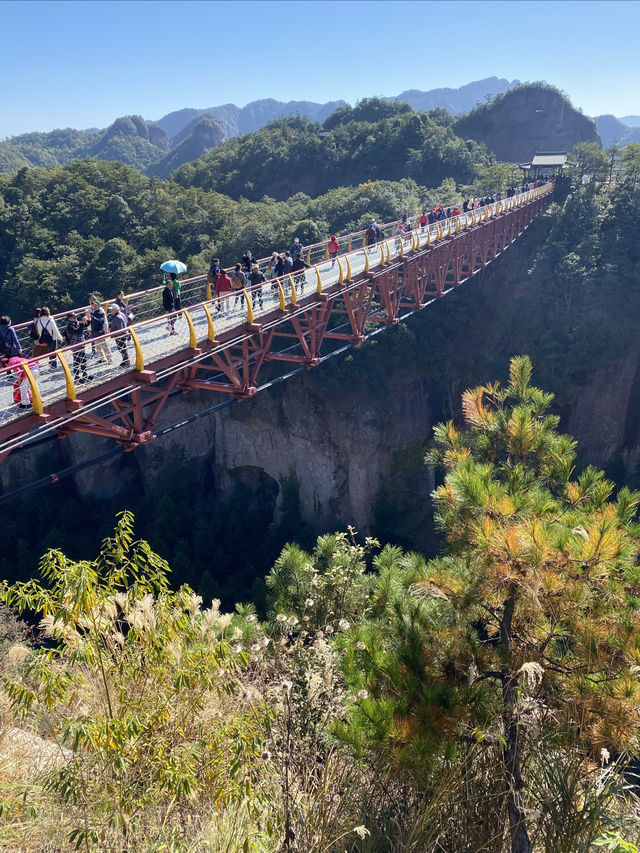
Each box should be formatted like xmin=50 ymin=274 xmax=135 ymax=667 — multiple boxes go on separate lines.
xmin=2 ymin=0 xmax=639 ymax=139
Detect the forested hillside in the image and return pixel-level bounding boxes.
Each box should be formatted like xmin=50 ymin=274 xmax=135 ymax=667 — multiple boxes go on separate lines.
xmin=172 ymin=100 xmax=490 ymax=200
xmin=0 ymin=125 xmax=515 ymax=321
xmin=0 ymin=79 xmax=517 ymax=177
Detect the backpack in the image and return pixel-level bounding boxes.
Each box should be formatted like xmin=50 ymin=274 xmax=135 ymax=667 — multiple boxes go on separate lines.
xmin=40 ymin=321 xmax=55 ymax=348
xmin=231 ymin=271 xmax=245 ymax=290
xmin=28 ymin=322 xmax=39 ymax=340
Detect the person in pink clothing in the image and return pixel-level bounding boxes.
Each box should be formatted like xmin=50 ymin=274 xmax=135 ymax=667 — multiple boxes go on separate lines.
xmin=327 ymin=235 xmax=340 ymax=266
xmin=6 ymin=355 xmax=40 ymax=409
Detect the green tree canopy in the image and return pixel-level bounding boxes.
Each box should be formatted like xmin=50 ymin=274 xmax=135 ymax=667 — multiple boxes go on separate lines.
xmin=338 ymin=356 xmax=640 ymax=853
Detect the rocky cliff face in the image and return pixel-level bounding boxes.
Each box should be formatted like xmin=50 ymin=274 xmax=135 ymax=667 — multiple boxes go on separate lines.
xmin=5 ymin=306 xmax=640 ymax=551
xmin=0 ymin=369 xmax=437 ymax=539
xmin=3 ymin=213 xmax=640 ymax=551
xmin=149 ymin=116 xmax=227 ymax=178
xmin=454 ymin=84 xmax=600 ymax=163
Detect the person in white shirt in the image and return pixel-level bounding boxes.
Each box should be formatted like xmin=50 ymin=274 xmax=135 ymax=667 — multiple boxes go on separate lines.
xmin=36 ymin=306 xmax=63 ymax=370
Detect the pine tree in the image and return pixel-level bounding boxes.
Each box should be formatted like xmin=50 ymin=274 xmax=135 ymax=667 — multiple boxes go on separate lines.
xmin=340 ymin=356 xmax=640 ymax=853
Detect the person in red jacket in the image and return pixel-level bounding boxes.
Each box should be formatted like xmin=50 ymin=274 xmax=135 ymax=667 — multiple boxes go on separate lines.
xmin=327 ymin=234 xmax=340 ymax=266
xmin=214 ymin=268 xmax=233 ymax=313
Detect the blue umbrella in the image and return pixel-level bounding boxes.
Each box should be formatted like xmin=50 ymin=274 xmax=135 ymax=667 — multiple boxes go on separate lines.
xmin=160 ymin=259 xmax=188 ymax=274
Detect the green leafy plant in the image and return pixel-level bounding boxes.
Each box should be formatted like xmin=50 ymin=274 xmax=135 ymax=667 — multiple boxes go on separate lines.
xmin=0 ymin=511 xmax=270 ymax=851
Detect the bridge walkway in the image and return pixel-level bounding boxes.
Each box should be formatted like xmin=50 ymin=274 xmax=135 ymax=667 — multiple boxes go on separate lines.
xmin=0 ymin=184 xmax=553 ymax=463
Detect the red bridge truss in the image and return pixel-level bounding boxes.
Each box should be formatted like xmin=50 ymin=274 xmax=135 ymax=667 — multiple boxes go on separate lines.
xmin=0 ymin=185 xmax=553 ymax=465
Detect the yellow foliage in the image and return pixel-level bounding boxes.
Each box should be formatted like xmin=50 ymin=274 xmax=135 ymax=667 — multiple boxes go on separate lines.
xmin=461 ymin=387 xmax=492 ymax=426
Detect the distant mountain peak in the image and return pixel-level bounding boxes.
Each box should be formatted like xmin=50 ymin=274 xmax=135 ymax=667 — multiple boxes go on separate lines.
xmin=151 ymin=82 xmax=520 ymax=143
xmin=393 ymin=77 xmax=521 ymax=114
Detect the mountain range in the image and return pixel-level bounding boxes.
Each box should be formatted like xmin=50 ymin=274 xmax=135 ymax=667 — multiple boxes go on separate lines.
xmin=592 ymin=114 xmax=640 ymax=147
xmin=0 ymin=76 xmax=624 ymax=180
xmin=0 ymin=77 xmax=519 ymax=178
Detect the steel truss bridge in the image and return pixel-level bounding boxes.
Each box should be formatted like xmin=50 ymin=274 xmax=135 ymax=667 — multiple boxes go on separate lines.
xmin=0 ymin=184 xmax=553 ymax=466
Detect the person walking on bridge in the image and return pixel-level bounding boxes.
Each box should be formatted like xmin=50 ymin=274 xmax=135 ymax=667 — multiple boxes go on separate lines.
xmin=162 ymin=278 xmax=178 ymax=334
xmin=0 ymin=316 xmax=22 ymax=360
xmin=249 ymin=264 xmax=266 ymax=310
xmin=292 ymin=252 xmax=310 ymax=294
xmin=63 ymin=312 xmax=91 ymax=384
xmin=289 ymin=237 xmax=303 ymax=258
xmin=35 ymin=307 xmax=63 ymax=371
xmin=365 ymin=222 xmax=377 ymax=247
xmin=242 ymin=250 xmax=254 ymax=273
xmin=88 ymin=297 xmax=113 ymax=366
xmin=267 ymin=252 xmax=278 ymax=279
xmin=169 ymin=272 xmax=182 ymax=312
xmin=231 ymin=263 xmax=247 ymax=309
xmin=273 ymin=254 xmax=285 ymax=281
xmin=327 ymin=234 xmax=340 ymax=266
xmin=114 ymin=290 xmax=135 ymax=325
xmin=108 ymin=304 xmax=130 ymax=367
xmin=214 ymin=267 xmax=233 ymax=313
xmin=27 ymin=308 xmax=41 ymax=356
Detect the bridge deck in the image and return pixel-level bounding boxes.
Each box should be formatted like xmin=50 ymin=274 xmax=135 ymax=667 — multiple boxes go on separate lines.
xmin=0 ymin=185 xmax=553 ymax=462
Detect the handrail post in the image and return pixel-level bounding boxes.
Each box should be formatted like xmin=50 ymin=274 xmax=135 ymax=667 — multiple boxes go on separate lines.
xmin=278 ymin=280 xmax=287 ymax=310
xmin=315 ymin=265 xmax=323 ymax=293
xmin=244 ymin=290 xmax=254 ymax=324
xmin=202 ymin=302 xmax=216 ymax=342
xmin=288 ymin=274 xmax=297 ymax=306
xmin=128 ymin=328 xmax=145 ymax=371
xmin=57 ymin=350 xmax=76 ymax=401
xmin=19 ymin=361 xmax=44 ymax=415
xmin=184 ymin=309 xmax=198 ymax=348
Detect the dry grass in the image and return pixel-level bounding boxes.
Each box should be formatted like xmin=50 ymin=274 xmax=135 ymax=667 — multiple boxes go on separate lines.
xmin=2 ymin=616 xmax=640 ymax=853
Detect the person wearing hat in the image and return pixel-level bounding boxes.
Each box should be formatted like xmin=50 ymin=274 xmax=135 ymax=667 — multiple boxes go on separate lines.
xmin=365 ymin=222 xmax=377 ymax=247
xmin=289 ymin=237 xmax=303 ymax=258
xmin=108 ymin=303 xmax=130 ymax=367
xmin=327 ymin=234 xmax=340 ymax=266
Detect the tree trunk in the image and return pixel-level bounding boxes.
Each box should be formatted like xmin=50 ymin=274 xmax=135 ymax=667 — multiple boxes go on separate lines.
xmin=500 ymin=587 xmax=533 ymax=853
xmin=502 ymin=696 xmax=532 ymax=853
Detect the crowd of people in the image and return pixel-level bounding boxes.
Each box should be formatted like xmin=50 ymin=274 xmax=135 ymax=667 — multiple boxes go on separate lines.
xmin=0 ymin=293 xmax=135 ymax=405
xmin=2 ymin=180 xmax=551 ymax=411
